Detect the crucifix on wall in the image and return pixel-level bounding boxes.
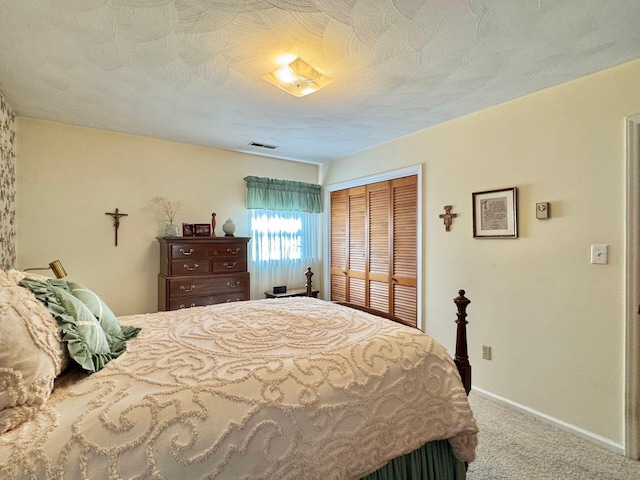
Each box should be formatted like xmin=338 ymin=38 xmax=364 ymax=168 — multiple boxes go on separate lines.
xmin=439 ymin=205 xmax=457 ymax=232
xmin=105 ymin=208 xmax=128 ymax=246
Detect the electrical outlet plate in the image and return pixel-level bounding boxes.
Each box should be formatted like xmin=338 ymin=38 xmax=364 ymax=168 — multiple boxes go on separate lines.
xmin=481 ymin=345 xmax=492 ymax=360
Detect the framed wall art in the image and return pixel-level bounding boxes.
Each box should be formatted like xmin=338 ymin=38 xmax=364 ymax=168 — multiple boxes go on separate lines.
xmin=472 ymin=187 xmax=518 ymax=238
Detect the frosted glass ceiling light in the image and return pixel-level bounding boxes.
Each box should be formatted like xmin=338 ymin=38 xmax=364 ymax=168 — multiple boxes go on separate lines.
xmin=263 ymin=57 xmax=333 ymax=97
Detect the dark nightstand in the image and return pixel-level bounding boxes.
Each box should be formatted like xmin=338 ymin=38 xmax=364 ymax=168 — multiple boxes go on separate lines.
xmin=264 ymin=288 xmax=319 ymax=299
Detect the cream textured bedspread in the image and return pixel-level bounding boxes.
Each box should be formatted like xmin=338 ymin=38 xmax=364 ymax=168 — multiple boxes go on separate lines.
xmin=0 ymin=297 xmax=477 ymax=479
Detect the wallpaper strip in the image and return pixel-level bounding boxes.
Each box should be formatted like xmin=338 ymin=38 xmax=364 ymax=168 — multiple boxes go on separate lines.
xmin=0 ymin=91 xmax=16 ymax=270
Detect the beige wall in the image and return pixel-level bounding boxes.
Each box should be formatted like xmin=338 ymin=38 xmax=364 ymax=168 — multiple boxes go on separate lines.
xmin=320 ymin=58 xmax=640 ymax=448
xmin=16 ymin=119 xmax=318 ymax=315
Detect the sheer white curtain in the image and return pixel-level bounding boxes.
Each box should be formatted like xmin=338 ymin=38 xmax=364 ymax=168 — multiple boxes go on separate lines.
xmin=248 ymin=209 xmax=322 ymax=299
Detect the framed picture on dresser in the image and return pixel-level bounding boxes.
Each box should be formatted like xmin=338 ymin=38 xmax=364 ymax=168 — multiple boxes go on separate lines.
xmin=193 ymin=223 xmax=211 ymax=236
xmin=182 ymin=223 xmax=194 ymax=237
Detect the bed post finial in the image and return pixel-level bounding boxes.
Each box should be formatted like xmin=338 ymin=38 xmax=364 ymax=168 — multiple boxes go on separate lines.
xmin=305 ymin=267 xmax=313 ymax=296
xmin=454 ymin=290 xmax=471 ymax=395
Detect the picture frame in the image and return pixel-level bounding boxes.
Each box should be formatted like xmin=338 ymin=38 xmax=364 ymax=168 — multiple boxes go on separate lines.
xmin=472 ymin=187 xmax=518 ymax=238
xmin=182 ymin=223 xmax=194 ymax=237
xmin=193 ymin=223 xmax=212 ymax=237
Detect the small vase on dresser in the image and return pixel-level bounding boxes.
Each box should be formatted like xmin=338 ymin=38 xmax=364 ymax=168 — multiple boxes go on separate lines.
xmin=157 ymin=236 xmax=250 ymax=311
xmin=164 ymin=223 xmax=180 ymax=236
xmin=222 ymin=218 xmax=236 ymax=237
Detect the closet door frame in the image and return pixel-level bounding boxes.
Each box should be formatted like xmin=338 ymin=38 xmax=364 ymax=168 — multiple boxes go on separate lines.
xmin=324 ymin=164 xmax=424 ymax=330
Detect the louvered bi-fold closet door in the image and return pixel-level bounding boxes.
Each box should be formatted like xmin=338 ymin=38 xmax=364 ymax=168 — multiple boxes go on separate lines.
xmin=330 ymin=189 xmax=348 ymax=303
xmin=391 ymin=176 xmax=418 ymax=327
xmin=347 ymin=186 xmax=367 ymax=305
xmin=367 ymin=181 xmax=391 ymax=314
xmin=330 ymin=175 xmax=417 ymax=328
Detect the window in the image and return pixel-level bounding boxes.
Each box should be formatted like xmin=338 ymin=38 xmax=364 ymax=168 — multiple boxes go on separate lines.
xmin=249 ymin=210 xmax=314 ymax=262
xmin=243 ymin=176 xmax=323 ymax=298
xmin=248 ymin=209 xmax=321 ymax=298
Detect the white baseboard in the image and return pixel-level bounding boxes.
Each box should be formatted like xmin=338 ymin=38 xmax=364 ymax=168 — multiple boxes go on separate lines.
xmin=471 ymin=386 xmax=625 ymax=455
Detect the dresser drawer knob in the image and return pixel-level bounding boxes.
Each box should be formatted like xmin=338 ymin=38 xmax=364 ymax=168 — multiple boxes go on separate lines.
xmin=226 ymin=281 xmax=241 ymax=288
xmin=180 ymin=284 xmax=196 ymax=292
xmin=180 ymin=248 xmax=195 ymax=256
xmin=226 ymin=248 xmax=240 ymax=254
xmin=223 ymin=262 xmax=237 ymax=269
xmin=183 ymin=263 xmax=199 ymax=271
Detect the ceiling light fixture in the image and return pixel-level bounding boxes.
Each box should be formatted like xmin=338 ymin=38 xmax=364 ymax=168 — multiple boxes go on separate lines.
xmin=263 ymin=57 xmax=333 ymax=97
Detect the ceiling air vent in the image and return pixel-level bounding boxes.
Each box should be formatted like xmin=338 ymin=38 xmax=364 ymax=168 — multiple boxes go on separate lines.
xmin=249 ymin=141 xmax=278 ymax=150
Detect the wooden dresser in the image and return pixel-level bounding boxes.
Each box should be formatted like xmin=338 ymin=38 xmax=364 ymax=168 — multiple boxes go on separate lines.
xmin=157 ymin=236 xmax=251 ymax=311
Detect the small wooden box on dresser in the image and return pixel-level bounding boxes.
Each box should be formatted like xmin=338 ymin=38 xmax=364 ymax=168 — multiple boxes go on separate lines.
xmin=158 ymin=236 xmax=251 ymax=311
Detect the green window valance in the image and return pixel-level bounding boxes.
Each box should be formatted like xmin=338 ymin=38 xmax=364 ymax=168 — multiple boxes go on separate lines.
xmin=244 ymin=176 xmax=323 ymax=213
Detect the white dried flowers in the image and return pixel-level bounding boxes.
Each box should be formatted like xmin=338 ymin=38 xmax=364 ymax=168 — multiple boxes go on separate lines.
xmin=151 ymin=196 xmax=182 ymax=224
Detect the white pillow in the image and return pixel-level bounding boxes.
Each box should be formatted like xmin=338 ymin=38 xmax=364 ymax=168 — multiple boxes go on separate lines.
xmin=4 ymin=269 xmax=49 ymax=284
xmin=0 ymin=274 xmax=65 ymax=434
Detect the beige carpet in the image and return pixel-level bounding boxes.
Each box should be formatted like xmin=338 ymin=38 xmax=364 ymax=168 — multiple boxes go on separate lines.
xmin=466 ymin=392 xmax=640 ymax=479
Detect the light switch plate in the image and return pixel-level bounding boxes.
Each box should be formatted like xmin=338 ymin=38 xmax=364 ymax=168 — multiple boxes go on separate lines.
xmin=590 ymin=245 xmax=608 ymax=264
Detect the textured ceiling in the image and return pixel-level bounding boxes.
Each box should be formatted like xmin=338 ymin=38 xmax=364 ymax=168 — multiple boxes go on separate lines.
xmin=1 ymin=1 xmax=640 ymax=164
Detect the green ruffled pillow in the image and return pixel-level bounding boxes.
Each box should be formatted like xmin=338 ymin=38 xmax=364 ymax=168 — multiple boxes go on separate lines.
xmin=19 ymin=278 xmax=140 ymax=373
xmin=49 ymin=280 xmax=140 ymax=348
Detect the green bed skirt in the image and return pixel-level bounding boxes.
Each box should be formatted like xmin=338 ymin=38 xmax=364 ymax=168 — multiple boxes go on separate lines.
xmin=360 ymin=439 xmax=466 ymax=480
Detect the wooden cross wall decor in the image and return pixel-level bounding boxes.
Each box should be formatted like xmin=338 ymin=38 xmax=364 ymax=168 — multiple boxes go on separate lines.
xmin=105 ymin=208 xmax=128 ymax=246
xmin=439 ymin=205 xmax=458 ymax=232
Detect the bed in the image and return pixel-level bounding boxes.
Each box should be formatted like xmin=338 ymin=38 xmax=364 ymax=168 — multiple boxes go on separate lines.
xmin=0 ymin=269 xmax=477 ymax=480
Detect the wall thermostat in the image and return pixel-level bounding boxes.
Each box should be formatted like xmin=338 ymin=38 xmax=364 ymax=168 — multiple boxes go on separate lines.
xmin=536 ymin=202 xmax=550 ymax=219
xmin=273 ymin=286 xmax=287 ymax=294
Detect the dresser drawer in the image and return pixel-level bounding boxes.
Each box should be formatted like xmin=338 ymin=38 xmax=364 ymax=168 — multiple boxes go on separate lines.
xmin=209 ymin=292 xmax=248 ymax=304
xmin=167 ymin=276 xmax=217 ymax=298
xmin=166 ymin=273 xmax=249 ymax=297
xmin=211 ymin=242 xmax=247 ymax=257
xmin=169 ymin=292 xmax=248 ymax=310
xmin=210 ymin=273 xmax=249 ymax=293
xmin=170 ymin=259 xmax=212 ymax=276
xmin=212 ymin=258 xmax=247 ymax=274
xmin=170 ymin=243 xmax=212 ymax=259
xmin=170 ymin=296 xmax=210 ymax=310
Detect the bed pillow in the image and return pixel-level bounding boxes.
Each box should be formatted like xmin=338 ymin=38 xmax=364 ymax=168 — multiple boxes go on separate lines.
xmin=4 ymin=270 xmax=73 ymax=371
xmin=48 ymin=279 xmax=141 ymax=354
xmin=51 ymin=286 xmax=112 ymax=366
xmin=19 ymin=278 xmax=134 ymax=373
xmin=49 ymin=280 xmax=123 ymax=336
xmin=0 ymin=279 xmax=63 ymax=434
xmin=4 ymin=269 xmax=49 ymax=284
